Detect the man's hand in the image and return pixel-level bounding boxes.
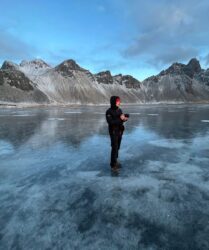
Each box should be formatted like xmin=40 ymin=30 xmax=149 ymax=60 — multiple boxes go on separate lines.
xmin=120 ymin=114 xmax=128 ymax=121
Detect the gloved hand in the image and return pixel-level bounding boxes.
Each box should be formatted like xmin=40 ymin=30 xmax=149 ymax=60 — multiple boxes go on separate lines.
xmin=120 ymin=114 xmax=128 ymax=121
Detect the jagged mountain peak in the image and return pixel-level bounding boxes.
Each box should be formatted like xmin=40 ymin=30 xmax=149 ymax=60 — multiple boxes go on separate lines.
xmin=159 ymin=62 xmax=185 ymax=76
xmin=94 ymin=71 xmax=141 ymax=88
xmin=1 ymin=61 xmax=19 ymax=71
xmin=114 ymin=73 xmax=122 ymax=78
xmin=20 ymin=59 xmax=51 ymax=69
xmin=181 ymin=58 xmax=202 ymax=78
xmin=113 ymin=74 xmax=141 ymax=88
xmin=158 ymin=58 xmax=202 ymax=79
xmin=186 ymin=58 xmax=201 ymax=74
xmin=95 ymin=71 xmax=113 ymax=84
xmin=99 ymin=70 xmax=111 ymax=75
xmin=55 ymin=59 xmax=86 ymax=71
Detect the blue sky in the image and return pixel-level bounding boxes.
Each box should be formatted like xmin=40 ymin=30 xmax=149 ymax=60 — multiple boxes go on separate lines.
xmin=0 ymin=0 xmax=209 ymax=80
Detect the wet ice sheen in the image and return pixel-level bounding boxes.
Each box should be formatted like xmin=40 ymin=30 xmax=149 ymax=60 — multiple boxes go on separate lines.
xmin=0 ymin=104 xmax=209 ymax=250
xmin=0 ymin=140 xmax=14 ymax=156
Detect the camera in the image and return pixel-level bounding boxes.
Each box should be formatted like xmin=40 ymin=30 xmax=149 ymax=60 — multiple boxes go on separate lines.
xmin=124 ymin=113 xmax=130 ymax=118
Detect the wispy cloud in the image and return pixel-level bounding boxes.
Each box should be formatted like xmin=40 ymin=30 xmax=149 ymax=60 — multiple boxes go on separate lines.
xmin=97 ymin=5 xmax=106 ymax=12
xmin=0 ymin=28 xmax=37 ymax=61
xmin=117 ymin=0 xmax=209 ymax=67
xmin=1 ymin=0 xmax=209 ymax=80
xmin=148 ymin=47 xmax=199 ymax=68
xmin=204 ymin=54 xmax=209 ymax=66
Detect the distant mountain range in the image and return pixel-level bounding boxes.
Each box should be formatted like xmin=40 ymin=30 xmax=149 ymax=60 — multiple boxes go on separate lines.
xmin=0 ymin=58 xmax=209 ymax=105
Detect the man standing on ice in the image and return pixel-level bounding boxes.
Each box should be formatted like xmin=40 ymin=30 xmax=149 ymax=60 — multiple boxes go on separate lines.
xmin=105 ymin=96 xmax=129 ymax=170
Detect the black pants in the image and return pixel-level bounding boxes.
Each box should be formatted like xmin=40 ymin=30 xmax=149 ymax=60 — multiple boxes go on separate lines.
xmin=109 ymin=130 xmax=123 ymax=167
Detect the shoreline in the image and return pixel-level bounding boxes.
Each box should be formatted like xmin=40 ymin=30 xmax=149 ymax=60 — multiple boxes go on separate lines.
xmin=1 ymin=100 xmax=209 ymax=109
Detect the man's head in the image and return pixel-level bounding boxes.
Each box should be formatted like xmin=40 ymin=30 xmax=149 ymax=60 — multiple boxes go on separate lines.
xmin=110 ymin=96 xmax=121 ymax=109
xmin=116 ymin=97 xmax=121 ymax=107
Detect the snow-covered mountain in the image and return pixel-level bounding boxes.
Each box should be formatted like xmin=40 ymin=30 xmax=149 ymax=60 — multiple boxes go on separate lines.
xmin=0 ymin=60 xmax=49 ymax=104
xmin=0 ymin=58 xmax=209 ymax=105
xmin=141 ymin=58 xmax=209 ymax=102
xmin=19 ymin=59 xmax=51 ymax=76
xmin=17 ymin=59 xmax=142 ymax=104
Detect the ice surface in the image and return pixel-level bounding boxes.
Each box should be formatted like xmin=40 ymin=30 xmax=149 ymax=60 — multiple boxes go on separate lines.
xmin=0 ymin=140 xmax=14 ymax=156
xmin=0 ymin=104 xmax=209 ymax=249
xmin=12 ymin=114 xmax=35 ymax=117
xmin=48 ymin=118 xmax=65 ymax=121
xmin=64 ymin=111 xmax=83 ymax=114
xmin=148 ymin=138 xmax=185 ymax=149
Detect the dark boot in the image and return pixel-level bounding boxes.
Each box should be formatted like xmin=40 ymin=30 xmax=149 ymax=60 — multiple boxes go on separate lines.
xmin=116 ymin=160 xmax=122 ymax=168
xmin=110 ymin=163 xmax=117 ymax=169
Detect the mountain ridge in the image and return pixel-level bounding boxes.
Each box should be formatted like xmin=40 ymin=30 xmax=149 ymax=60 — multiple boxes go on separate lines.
xmin=0 ymin=57 xmax=209 ymax=105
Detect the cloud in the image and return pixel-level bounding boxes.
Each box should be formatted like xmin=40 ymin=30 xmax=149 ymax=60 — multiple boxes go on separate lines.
xmin=117 ymin=0 xmax=209 ymax=67
xmin=204 ymin=54 xmax=209 ymax=66
xmin=97 ymin=5 xmax=106 ymax=12
xmin=46 ymin=48 xmax=80 ymax=64
xmin=148 ymin=47 xmax=199 ymax=67
xmin=88 ymin=58 xmax=127 ymax=73
xmin=0 ymin=28 xmax=37 ymax=61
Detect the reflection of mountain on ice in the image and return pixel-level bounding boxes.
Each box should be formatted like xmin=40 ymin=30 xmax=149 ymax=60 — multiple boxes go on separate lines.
xmin=1 ymin=104 xmax=209 ymax=149
xmin=0 ymin=108 xmax=109 ymax=149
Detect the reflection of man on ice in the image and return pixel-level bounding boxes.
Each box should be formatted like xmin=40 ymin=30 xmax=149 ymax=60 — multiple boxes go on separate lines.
xmin=105 ymin=96 xmax=129 ymax=170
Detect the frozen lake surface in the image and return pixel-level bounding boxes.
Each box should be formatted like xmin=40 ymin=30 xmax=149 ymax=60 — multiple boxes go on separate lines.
xmin=0 ymin=104 xmax=209 ymax=250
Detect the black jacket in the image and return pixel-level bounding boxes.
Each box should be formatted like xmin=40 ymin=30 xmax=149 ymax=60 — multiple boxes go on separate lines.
xmin=105 ymin=96 xmax=126 ymax=133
